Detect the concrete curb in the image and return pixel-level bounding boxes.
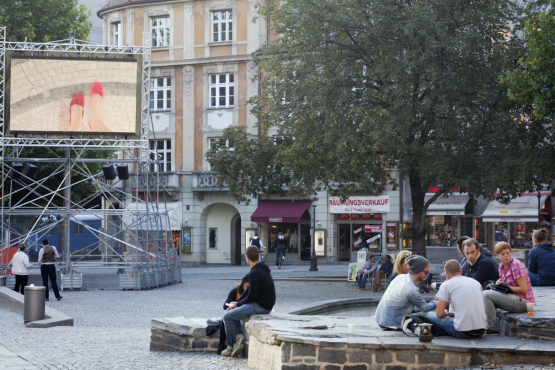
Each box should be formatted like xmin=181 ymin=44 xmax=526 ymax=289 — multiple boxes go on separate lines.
xmin=0 ymin=287 xmax=73 ymax=328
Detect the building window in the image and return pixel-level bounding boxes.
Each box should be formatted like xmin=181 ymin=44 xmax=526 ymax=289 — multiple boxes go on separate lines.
xmin=151 ymin=16 xmax=170 ymax=47
xmin=150 ymin=78 xmax=171 ymax=110
xmin=209 ymin=74 xmax=234 ymax=108
xmin=74 ymin=223 xmax=84 ymax=235
xmin=112 ymin=22 xmax=122 ymax=46
xmin=208 ymin=138 xmax=234 ymax=171
xmin=209 ymin=228 xmax=218 ymax=249
xmin=149 ymin=140 xmax=171 ymax=172
xmin=212 ymin=10 xmax=232 ymax=42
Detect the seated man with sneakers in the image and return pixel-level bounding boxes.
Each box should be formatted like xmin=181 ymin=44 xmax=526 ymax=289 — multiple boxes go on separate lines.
xmin=415 ymin=260 xmax=487 ymax=339
xmin=374 ymin=255 xmax=437 ymax=332
xmin=221 ymin=246 xmax=276 ymax=357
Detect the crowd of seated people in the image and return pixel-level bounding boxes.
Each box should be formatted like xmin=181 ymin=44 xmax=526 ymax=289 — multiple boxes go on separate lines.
xmin=374 ymin=231 xmax=545 ymax=338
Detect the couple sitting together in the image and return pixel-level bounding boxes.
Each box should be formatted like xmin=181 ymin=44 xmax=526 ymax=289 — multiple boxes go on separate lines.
xmin=375 ymin=238 xmax=536 ymax=338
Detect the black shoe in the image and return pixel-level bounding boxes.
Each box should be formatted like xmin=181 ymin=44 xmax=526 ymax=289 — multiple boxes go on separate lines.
xmin=420 ymin=287 xmax=429 ymax=293
xmin=485 ymin=329 xmax=499 ymax=335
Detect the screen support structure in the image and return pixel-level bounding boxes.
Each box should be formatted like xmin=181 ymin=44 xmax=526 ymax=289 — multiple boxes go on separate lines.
xmin=0 ymin=30 xmax=181 ymax=290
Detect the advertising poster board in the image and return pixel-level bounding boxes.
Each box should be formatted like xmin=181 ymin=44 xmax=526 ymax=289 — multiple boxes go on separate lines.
xmin=348 ymin=263 xmax=358 ymax=281
xmin=182 ymin=227 xmax=192 ymax=254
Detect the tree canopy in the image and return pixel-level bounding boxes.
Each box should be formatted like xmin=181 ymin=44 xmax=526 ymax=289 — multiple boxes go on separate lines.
xmin=0 ymin=0 xmax=91 ymax=42
xmin=501 ymin=0 xmax=555 ymax=122
xmin=207 ymin=0 xmax=552 ymax=257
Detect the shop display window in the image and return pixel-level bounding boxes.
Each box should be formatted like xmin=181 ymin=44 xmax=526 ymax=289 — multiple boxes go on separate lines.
xmin=474 ymin=218 xmax=486 ymax=245
xmin=352 ymin=224 xmax=382 ymax=252
xmin=267 ymin=223 xmax=299 ymax=254
xmin=494 ymin=222 xmax=509 ymax=243
xmin=402 ymin=222 xmax=412 ymax=249
xmin=426 ymin=215 xmax=458 ymax=247
xmin=510 ymin=222 xmax=534 ymax=249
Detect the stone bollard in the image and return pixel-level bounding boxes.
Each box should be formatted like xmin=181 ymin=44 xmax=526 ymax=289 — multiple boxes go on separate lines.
xmin=24 ymin=285 xmax=46 ymax=323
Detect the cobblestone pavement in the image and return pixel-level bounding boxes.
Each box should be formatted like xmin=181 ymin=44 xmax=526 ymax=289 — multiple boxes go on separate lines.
xmin=0 ymin=264 xmax=550 ymax=370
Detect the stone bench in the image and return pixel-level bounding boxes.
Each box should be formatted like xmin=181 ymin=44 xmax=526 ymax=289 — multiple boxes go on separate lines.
xmin=150 ymin=317 xmax=249 ymax=356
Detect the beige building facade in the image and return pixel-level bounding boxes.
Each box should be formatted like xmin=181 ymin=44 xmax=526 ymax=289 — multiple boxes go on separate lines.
xmin=98 ymin=0 xmax=403 ymax=266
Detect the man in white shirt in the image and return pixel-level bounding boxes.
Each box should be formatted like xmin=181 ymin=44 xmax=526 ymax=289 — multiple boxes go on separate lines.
xmin=425 ymin=259 xmax=486 ymax=339
xmin=10 ymin=244 xmax=33 ymax=294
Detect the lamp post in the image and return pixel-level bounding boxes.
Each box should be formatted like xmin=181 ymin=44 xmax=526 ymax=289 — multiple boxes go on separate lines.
xmin=538 ymin=191 xmax=541 ymax=228
xmin=310 ymin=204 xmax=318 ymax=271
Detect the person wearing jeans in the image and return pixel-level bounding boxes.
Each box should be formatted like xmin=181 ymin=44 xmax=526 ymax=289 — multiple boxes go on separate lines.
xmin=222 ymin=246 xmax=275 ymax=357
xmin=483 ymin=242 xmax=534 ymax=334
xmin=419 ymin=260 xmax=486 ymax=339
xmin=38 ymin=238 xmax=63 ymax=301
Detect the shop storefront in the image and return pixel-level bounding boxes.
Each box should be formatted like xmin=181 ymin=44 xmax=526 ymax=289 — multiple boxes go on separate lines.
xmin=329 ymin=195 xmax=393 ymax=262
xmin=250 ymin=200 xmax=313 ymax=261
xmin=478 ymin=193 xmax=551 ymax=259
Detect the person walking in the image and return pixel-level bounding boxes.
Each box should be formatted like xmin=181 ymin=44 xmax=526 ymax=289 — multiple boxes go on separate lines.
xmin=249 ymin=233 xmax=266 ymax=261
xmin=272 ymin=232 xmax=287 ymax=269
xmin=38 ymin=239 xmax=63 ymax=301
xmin=10 ymin=244 xmax=33 ymax=295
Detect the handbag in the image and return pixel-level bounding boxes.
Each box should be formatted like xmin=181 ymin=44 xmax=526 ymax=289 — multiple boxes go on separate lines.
xmin=483 ymin=280 xmax=512 ymax=294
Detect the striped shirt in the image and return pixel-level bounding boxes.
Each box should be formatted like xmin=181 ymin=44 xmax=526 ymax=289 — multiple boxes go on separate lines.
xmin=499 ymin=257 xmax=535 ymax=303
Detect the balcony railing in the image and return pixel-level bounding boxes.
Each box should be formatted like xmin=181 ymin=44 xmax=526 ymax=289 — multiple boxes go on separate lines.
xmin=192 ymin=172 xmax=229 ymax=191
xmin=130 ymin=173 xmax=179 ymax=190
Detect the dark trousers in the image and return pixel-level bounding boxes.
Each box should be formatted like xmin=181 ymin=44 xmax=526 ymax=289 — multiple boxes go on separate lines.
xmin=41 ymin=264 xmax=61 ymax=299
xmin=14 ymin=275 xmax=29 ymax=295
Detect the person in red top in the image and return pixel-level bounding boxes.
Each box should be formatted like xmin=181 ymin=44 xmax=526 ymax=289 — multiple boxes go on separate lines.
xmin=482 ymin=242 xmax=535 ymax=334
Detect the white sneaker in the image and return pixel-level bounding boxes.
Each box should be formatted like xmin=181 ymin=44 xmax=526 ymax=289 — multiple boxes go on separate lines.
xmin=231 ymin=336 xmax=246 ymax=357
xmin=221 ymin=347 xmax=232 ymax=357
xmin=402 ymin=318 xmax=419 ymax=337
xmin=282 ymin=256 xmax=285 ymax=260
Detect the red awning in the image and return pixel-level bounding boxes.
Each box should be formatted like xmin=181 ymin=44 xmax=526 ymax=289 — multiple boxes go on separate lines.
xmin=251 ymin=201 xmax=311 ymax=223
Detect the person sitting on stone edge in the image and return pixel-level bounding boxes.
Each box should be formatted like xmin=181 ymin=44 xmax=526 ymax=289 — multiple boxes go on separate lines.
xmin=222 ymin=246 xmax=276 ymax=357
xmin=374 ymin=255 xmax=437 ymax=332
xmin=463 ymin=238 xmax=499 ymax=287
xmin=414 ymin=260 xmax=486 ymax=339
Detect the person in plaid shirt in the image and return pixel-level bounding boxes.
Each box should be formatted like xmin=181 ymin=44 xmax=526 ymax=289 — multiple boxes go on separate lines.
xmin=483 ymin=242 xmax=535 ymax=335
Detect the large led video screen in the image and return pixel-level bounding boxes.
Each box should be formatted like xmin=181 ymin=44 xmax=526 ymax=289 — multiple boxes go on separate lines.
xmin=8 ymin=56 xmax=141 ymax=135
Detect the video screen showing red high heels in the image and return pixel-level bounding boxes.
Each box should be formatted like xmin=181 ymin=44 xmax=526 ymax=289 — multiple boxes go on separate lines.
xmin=7 ymin=56 xmax=140 ymax=135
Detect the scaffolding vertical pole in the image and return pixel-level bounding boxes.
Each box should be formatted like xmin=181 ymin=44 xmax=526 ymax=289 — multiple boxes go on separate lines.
xmin=63 ymin=148 xmax=71 ymax=274
xmin=0 ymin=27 xmax=6 ymax=275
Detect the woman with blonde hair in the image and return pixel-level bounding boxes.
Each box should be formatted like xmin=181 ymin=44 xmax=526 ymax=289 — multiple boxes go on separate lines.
xmin=527 ymin=228 xmax=555 ymax=286
xmin=389 ymin=250 xmax=412 ymax=282
xmin=483 ymin=242 xmax=535 ymax=335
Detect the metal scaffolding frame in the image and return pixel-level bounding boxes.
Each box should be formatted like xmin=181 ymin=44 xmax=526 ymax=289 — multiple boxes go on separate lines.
xmin=0 ymin=29 xmax=181 ymax=290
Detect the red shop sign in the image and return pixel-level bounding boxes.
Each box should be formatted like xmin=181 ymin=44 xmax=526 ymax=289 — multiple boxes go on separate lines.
xmin=365 ymin=225 xmax=383 ymax=233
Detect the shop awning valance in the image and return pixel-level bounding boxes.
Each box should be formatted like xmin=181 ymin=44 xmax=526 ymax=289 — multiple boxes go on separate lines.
xmin=481 ymin=196 xmax=547 ymax=222
xmin=251 ymin=201 xmax=311 ymax=223
xmin=424 ymin=195 xmax=470 ymax=215
xmin=121 ymin=201 xmax=182 ymax=231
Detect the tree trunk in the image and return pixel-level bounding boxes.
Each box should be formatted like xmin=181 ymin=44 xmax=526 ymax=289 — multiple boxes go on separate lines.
xmin=409 ymin=169 xmax=428 ymax=258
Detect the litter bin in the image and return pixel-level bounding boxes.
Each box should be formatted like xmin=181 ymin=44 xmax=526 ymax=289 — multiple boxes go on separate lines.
xmin=0 ymin=275 xmax=6 ymax=287
xmin=24 ymin=285 xmax=46 ymax=323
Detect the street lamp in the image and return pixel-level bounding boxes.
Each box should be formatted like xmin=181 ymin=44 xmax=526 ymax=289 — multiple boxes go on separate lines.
xmin=310 ymin=204 xmax=318 ymax=271
xmin=538 ymin=191 xmax=541 ymax=228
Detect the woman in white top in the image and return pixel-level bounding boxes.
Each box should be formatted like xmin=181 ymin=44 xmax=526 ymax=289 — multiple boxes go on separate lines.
xmin=10 ymin=244 xmax=33 ymax=295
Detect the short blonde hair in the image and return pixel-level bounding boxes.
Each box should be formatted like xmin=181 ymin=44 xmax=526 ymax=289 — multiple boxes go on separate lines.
xmin=494 ymin=242 xmax=511 ymax=255
xmin=394 ymin=250 xmax=412 ymax=275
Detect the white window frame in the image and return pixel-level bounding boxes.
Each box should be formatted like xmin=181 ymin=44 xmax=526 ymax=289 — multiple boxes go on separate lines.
xmin=209 ymin=74 xmax=234 ymax=108
xmin=150 ymin=77 xmax=172 ymax=111
xmin=212 ymin=10 xmax=233 ymax=42
xmin=151 ymin=16 xmax=170 ymax=47
xmin=208 ymin=138 xmax=234 ymax=171
xmin=112 ymin=22 xmax=122 ymax=46
xmin=149 ymin=140 xmax=172 ymax=172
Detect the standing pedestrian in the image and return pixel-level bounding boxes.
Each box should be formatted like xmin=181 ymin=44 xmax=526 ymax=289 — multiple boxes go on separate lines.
xmin=38 ymin=239 xmax=63 ymax=301
xmin=10 ymin=244 xmax=33 ymax=295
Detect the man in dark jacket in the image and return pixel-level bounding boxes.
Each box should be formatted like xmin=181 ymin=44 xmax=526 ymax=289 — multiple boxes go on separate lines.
xmin=463 ymin=238 xmax=499 ymax=287
xmin=456 ymin=236 xmax=499 ymax=275
xmin=222 ymin=246 xmax=276 ymax=357
xmin=374 ymin=254 xmax=393 ymax=292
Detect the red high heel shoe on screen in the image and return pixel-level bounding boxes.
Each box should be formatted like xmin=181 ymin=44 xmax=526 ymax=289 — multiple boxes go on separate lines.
xmin=69 ymin=93 xmax=85 ymax=131
xmin=88 ymin=81 xmax=111 ymax=132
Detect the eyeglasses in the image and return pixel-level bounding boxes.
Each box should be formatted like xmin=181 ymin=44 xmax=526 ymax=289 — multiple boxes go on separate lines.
xmin=423 ymin=270 xmax=430 ymax=275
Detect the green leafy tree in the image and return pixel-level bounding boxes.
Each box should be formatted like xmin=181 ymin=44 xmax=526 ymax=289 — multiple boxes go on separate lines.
xmin=0 ymin=0 xmax=91 ymax=42
xmin=208 ymin=0 xmax=552 ymax=257
xmin=501 ymin=0 xmax=555 ymax=121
